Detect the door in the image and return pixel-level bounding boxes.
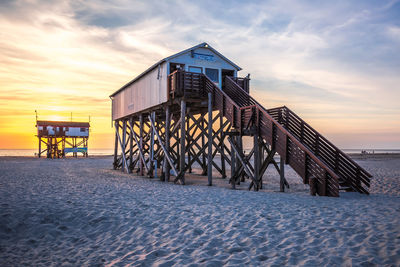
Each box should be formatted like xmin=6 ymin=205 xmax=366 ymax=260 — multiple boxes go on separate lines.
xmin=170 ymin=63 xmax=185 ymax=74
xmin=221 ymin=69 xmax=234 ymax=90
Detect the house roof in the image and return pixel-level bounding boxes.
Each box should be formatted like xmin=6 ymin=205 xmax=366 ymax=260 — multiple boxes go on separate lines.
xmin=110 ymin=42 xmax=242 ymax=97
xmin=36 ymin=121 xmax=90 ymax=127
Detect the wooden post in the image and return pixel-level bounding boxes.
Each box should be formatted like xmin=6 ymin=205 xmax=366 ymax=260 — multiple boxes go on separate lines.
xmin=309 ymin=177 xmax=317 ymax=196
xmin=238 ymin=136 xmax=244 ymax=182
xmin=46 ymin=137 xmax=50 ymax=158
xmin=122 ymin=119 xmax=127 ymax=172
xmin=38 ymin=137 xmax=41 ymax=158
xmin=116 ymin=121 xmax=129 ymax=173
xmin=62 ymin=137 xmax=65 ymax=158
xmin=129 ymin=117 xmax=133 ymax=173
xmin=180 ymin=100 xmax=186 ymax=184
xmin=165 ymin=106 xmax=171 ymax=182
xmin=177 ymin=118 xmax=180 ymax=170
xmin=230 ymin=136 xmax=236 ymax=188
xmin=259 ymin=141 xmax=264 ymax=189
xmin=228 ymin=136 xmax=256 ymax=186
xmin=74 ymin=137 xmax=77 ymax=158
xmin=208 ymin=92 xmax=213 ymax=186
xmin=139 ymin=115 xmax=144 ymax=176
xmin=280 ymin=156 xmax=285 ymax=192
xmin=132 ymin=123 xmax=150 ymax=174
xmin=254 ymin=133 xmax=260 ymax=191
xmin=148 ymin=113 xmax=178 ymax=178
xmin=201 ymin=113 xmax=207 ymax=175
xmin=150 ymin=112 xmax=155 ymax=177
xmin=220 ymin=113 xmax=226 ymax=178
xmin=187 ymin=118 xmax=192 ymax=173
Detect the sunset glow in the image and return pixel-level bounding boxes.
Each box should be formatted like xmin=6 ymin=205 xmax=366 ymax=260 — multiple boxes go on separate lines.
xmin=0 ymin=0 xmax=399 ymax=149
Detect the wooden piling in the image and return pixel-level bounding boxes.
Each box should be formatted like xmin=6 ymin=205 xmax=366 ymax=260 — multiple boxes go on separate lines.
xmin=220 ymin=113 xmax=226 ymax=178
xmin=122 ymin=120 xmax=127 ymax=172
xmin=254 ymin=133 xmax=260 ymax=191
xmin=208 ymin=92 xmax=213 ymax=186
xmin=139 ymin=115 xmax=144 ymax=176
xmin=280 ymin=156 xmax=285 ymax=192
xmin=187 ymin=118 xmax=192 ymax=173
xmin=165 ymin=106 xmax=171 ymax=182
xmin=230 ymin=136 xmax=236 ymax=189
xmin=201 ymin=113 xmax=207 ymax=175
xmin=309 ymin=177 xmax=317 ymax=196
xmin=129 ymin=117 xmax=133 ymax=173
xmin=150 ymin=112 xmax=155 ymax=177
xmin=180 ymin=100 xmax=186 ymax=184
xmin=113 ymin=122 xmax=118 ymax=169
xmin=38 ymin=137 xmax=41 ymax=158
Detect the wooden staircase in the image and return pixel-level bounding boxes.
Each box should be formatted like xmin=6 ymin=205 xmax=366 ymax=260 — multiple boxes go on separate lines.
xmin=169 ymin=70 xmax=372 ymax=196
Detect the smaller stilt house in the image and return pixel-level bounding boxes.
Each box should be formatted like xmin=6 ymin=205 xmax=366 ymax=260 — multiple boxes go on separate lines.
xmin=36 ymin=120 xmax=90 ymax=158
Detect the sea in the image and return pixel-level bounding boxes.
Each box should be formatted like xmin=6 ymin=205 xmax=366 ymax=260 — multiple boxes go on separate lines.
xmin=0 ymin=149 xmax=114 ymax=157
xmin=0 ymin=149 xmax=399 ymax=157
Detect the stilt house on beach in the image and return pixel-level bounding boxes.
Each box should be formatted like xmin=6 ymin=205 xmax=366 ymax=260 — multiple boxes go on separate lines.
xmin=36 ymin=120 xmax=89 ymax=158
xmin=110 ymin=42 xmax=371 ymax=197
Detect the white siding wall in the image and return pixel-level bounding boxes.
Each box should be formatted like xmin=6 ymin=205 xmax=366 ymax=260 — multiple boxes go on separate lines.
xmin=111 ymin=47 xmax=239 ymax=121
xmin=38 ymin=126 xmax=89 ymax=137
xmin=112 ymin=62 xmax=167 ymax=120
xmin=66 ymin=127 xmax=89 ymax=137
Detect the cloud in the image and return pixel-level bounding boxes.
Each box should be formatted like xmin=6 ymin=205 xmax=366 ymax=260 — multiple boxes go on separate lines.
xmin=386 ymin=25 xmax=400 ymax=42
xmin=0 ymin=0 xmax=399 ymax=148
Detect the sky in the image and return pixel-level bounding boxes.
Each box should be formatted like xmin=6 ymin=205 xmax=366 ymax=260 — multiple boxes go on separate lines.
xmin=0 ymin=0 xmax=399 ymax=149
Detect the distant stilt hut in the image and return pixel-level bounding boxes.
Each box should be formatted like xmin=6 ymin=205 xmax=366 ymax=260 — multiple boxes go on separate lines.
xmin=36 ymin=121 xmax=90 ymax=158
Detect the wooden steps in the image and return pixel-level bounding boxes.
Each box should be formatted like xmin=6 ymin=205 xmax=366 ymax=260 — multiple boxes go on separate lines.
xmin=170 ymin=70 xmax=371 ymax=196
xmin=215 ymin=75 xmax=371 ymax=196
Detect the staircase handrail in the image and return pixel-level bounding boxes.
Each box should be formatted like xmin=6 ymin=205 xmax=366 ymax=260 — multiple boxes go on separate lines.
xmin=221 ymin=76 xmax=340 ymax=180
xmin=225 ymin=76 xmax=370 ymax=194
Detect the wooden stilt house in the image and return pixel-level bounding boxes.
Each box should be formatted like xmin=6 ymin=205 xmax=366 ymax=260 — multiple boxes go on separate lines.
xmin=110 ymin=42 xmax=371 ymax=197
xmin=36 ymin=120 xmax=90 ymax=158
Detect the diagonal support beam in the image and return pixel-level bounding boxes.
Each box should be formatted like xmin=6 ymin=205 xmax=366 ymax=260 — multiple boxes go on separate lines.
xmin=131 ymin=123 xmax=150 ymax=174
xmin=115 ymin=121 xmax=129 ymax=173
xmin=228 ymin=136 xmax=259 ymax=190
xmin=148 ymin=114 xmax=178 ymax=177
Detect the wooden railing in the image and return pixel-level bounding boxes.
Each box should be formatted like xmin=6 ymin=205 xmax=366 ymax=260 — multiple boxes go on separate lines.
xmin=223 ymin=76 xmax=370 ymax=195
xmin=222 ymin=76 xmax=341 ymax=196
xmin=267 ymin=106 xmax=371 ymax=194
xmin=168 ymin=70 xmax=205 ymax=98
xmin=167 ymin=71 xmax=371 ymax=196
xmin=230 ymin=77 xmax=250 ymax=93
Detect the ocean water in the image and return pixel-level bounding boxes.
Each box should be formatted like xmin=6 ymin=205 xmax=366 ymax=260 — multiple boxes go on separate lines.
xmin=0 ymin=148 xmax=399 ymax=157
xmin=343 ymin=149 xmax=400 ymax=154
xmin=0 ymin=149 xmax=113 ymax=157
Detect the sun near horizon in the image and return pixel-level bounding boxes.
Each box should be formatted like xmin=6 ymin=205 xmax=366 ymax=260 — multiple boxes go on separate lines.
xmin=0 ymin=1 xmax=399 ymax=150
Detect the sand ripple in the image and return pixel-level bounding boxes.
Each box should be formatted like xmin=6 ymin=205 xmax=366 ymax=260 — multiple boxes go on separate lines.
xmin=0 ymin=156 xmax=399 ymax=266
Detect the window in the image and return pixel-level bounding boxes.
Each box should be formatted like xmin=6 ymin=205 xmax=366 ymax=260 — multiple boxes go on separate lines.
xmin=170 ymin=63 xmax=185 ymax=74
xmin=205 ymin=68 xmax=219 ymax=83
xmin=80 ymin=128 xmax=86 ymax=132
xmin=188 ymin=66 xmax=202 ymax=73
xmin=65 ymin=127 xmax=69 ymax=131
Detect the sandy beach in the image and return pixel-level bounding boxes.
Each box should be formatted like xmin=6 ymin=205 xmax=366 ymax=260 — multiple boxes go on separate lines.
xmin=0 ymin=155 xmax=399 ymax=266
